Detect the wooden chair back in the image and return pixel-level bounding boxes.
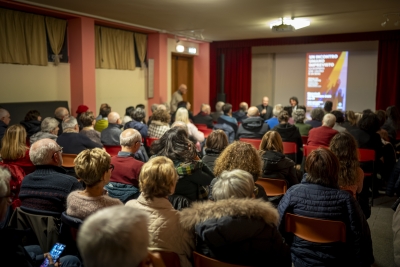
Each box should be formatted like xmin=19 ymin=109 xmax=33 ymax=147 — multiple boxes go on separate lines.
xmin=61 ymin=154 xmax=77 ymax=168
xmin=151 ymin=250 xmax=181 ymax=267
xmin=193 ymin=251 xmax=250 ymax=267
xmin=239 ymin=138 xmax=262 ymax=149
xmin=103 ymin=145 xmax=121 ymax=157
xmin=285 ymin=213 xmax=346 ymax=243
xmin=256 ymin=178 xmax=287 ymax=196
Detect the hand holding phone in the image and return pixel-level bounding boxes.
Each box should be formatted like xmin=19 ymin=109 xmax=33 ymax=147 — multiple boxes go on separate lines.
xmin=40 ymin=243 xmax=66 ymax=267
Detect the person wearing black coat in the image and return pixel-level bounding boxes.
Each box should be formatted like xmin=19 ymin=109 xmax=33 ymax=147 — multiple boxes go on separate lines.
xmin=193 ymin=104 xmax=214 ymax=129
xmin=21 ymin=110 xmax=42 ymax=138
xmin=202 ymin=130 xmax=228 ymax=172
xmin=256 ymin=96 xmax=273 ymax=120
xmin=272 ymin=110 xmax=303 ymax=165
xmin=180 ymin=170 xmax=291 ymax=267
xmin=278 ymin=148 xmax=374 ymax=267
xmin=237 ymin=106 xmax=270 ymax=140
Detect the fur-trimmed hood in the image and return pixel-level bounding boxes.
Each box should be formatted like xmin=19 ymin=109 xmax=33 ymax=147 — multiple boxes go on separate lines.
xmin=180 ymin=198 xmax=278 ymax=230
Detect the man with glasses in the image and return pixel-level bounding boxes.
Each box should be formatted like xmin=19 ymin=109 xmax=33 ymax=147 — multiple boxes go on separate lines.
xmin=19 ymin=138 xmax=83 ymax=213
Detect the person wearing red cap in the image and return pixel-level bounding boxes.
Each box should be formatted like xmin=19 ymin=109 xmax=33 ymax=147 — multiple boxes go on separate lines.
xmin=76 ymin=105 xmax=89 ymax=131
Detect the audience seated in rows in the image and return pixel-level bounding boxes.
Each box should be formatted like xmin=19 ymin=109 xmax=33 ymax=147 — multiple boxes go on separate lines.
xmin=211 ymin=141 xmax=267 ymax=200
xmin=20 ymin=110 xmax=41 ymax=138
xmin=77 ymin=206 xmax=166 ymax=267
xmin=106 ymin=129 xmax=144 ymax=202
xmin=305 ymin=107 xmax=324 ymax=128
xmin=232 ymin=101 xmax=249 ymax=123
xmin=148 ymin=109 xmax=171 ymax=139
xmin=94 ymin=103 xmax=111 ymax=132
xmin=293 ymin=109 xmax=312 ymax=136
xmin=259 ymin=131 xmax=299 ymax=188
xmin=79 ymin=111 xmax=102 ymax=145
xmin=307 ymin=113 xmax=338 ymax=147
xmin=211 ymin=101 xmax=224 ymax=122
xmin=265 ymin=104 xmax=283 ymax=129
xmin=66 ymin=148 xmax=122 ymax=220
xmin=57 ymin=116 xmax=102 ymax=154
xmin=54 ymin=107 xmax=69 ymax=136
xmin=126 ymin=156 xmax=194 ymax=267
xmin=193 ymin=103 xmax=214 ymax=129
xmin=329 ymin=132 xmax=364 ymax=198
xmin=101 ymin=111 xmax=123 ymax=145
xmin=237 ymin=106 xmax=270 ymax=139
xmin=30 ymin=117 xmax=59 ymax=144
xmin=1 ymin=125 xmax=35 ymax=175
xmin=257 ymin=96 xmax=273 ymax=121
xmin=75 ymin=104 xmax=89 ymax=131
xmin=278 ymin=148 xmax=374 ymax=267
xmin=19 ymin=138 xmax=83 ymax=213
xmin=180 ymin=169 xmax=292 ymax=267
xmin=151 ymin=127 xmax=214 ymax=201
xmin=272 ymin=110 xmax=303 ymax=165
xmin=0 ymin=167 xmax=82 ymax=267
xmin=202 ymin=130 xmax=228 ymax=172
xmin=124 ymin=107 xmax=148 ymax=138
xmin=175 ymin=108 xmax=204 ymax=143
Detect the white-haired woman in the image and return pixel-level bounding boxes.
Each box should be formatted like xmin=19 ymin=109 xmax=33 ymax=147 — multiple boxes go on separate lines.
xmin=180 ymin=169 xmax=291 ymax=267
xmin=175 ymin=108 xmax=204 ymax=142
xmin=30 ymin=117 xmax=60 ymax=145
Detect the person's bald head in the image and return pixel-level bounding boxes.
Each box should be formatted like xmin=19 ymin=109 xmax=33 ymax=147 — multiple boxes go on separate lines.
xmin=157 ymin=104 xmax=167 ymax=111
xmin=0 ymin=109 xmax=11 ymax=125
xmin=120 ymin=129 xmax=142 ymax=153
xmin=54 ymin=107 xmax=69 ymax=120
xmin=247 ymin=106 xmax=260 ymax=117
xmin=108 ymin=112 xmax=121 ymax=124
xmin=322 ymin=113 xmax=336 ymax=128
xmin=262 ymin=97 xmax=269 ymax=106
xmin=239 ymin=102 xmax=248 ymax=112
xmin=178 ymin=84 xmax=187 ymax=95
xmin=201 ymin=104 xmax=211 ymax=114
xmin=30 ymin=138 xmax=62 ymax=166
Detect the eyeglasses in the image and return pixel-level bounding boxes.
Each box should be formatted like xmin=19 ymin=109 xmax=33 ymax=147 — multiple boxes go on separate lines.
xmin=53 ymin=147 xmax=63 ymax=158
xmin=109 ymin=164 xmax=114 ymax=172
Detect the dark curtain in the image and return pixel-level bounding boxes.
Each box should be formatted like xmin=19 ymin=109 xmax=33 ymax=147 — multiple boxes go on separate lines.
xmin=209 ymin=47 xmax=251 ymax=111
xmin=376 ymin=39 xmax=400 ymax=110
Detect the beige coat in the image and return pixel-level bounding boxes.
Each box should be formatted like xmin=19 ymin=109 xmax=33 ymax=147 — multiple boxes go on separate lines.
xmin=170 ymin=90 xmax=183 ymax=113
xmin=126 ymin=195 xmax=194 ymax=267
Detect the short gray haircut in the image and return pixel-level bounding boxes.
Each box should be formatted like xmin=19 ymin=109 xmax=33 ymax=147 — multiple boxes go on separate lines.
xmin=215 ymin=101 xmax=225 ymax=112
xmin=77 ymin=206 xmax=149 ymax=267
xmin=157 ymin=104 xmax=167 ymax=111
xmin=213 ymin=169 xmax=254 ymax=201
xmin=0 ymin=167 xmax=10 ymax=219
xmin=29 ymin=138 xmax=59 ymax=165
xmin=120 ymin=129 xmax=142 ymax=147
xmin=54 ymin=107 xmax=68 ymax=120
xmin=107 ymin=112 xmax=120 ymax=124
xmin=0 ymin=109 xmax=9 ymax=119
xmin=273 ymin=104 xmax=283 ymax=117
xmin=41 ymin=117 xmax=59 ymax=132
xmin=171 ymin=120 xmax=188 ymax=134
xmin=62 ymin=116 xmax=78 ymax=130
xmin=131 ymin=108 xmax=146 ymax=121
xmin=322 ymin=113 xmax=336 ymax=128
xmin=292 ymin=109 xmax=306 ymax=123
xmin=310 ymin=107 xmax=325 ymax=121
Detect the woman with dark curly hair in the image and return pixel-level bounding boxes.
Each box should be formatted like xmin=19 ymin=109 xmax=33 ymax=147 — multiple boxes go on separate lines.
xmin=148 ymin=109 xmax=170 ymax=138
xmin=272 ymin=110 xmax=303 ymax=165
xmin=150 ymin=127 xmax=214 ymax=201
xmin=211 ymin=141 xmax=267 ymax=200
xmin=20 ymin=110 xmax=41 ymax=138
xmin=202 ymin=130 xmax=228 ymax=172
xmin=329 ymin=132 xmax=364 ymax=197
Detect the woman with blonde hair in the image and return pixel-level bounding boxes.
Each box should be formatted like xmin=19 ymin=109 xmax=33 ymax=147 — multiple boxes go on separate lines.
xmin=329 ymin=131 xmax=364 ymax=197
xmin=126 ymin=156 xmax=194 ymax=267
xmin=212 ymin=141 xmax=267 ymax=200
xmin=0 ymin=124 xmax=35 ymax=174
xmin=66 ymin=148 xmax=122 ymax=220
xmin=175 ymin=107 xmax=204 ymax=142
xmin=259 ymin=131 xmax=298 ymax=188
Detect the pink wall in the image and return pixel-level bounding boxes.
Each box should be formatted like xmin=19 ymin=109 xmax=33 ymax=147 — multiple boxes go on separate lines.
xmin=193 ymin=42 xmax=210 ymax=113
xmin=68 ymin=17 xmax=96 ymax=116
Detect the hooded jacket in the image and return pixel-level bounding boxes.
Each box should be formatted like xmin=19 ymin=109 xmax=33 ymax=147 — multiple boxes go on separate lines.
xmin=180 ymin=198 xmax=292 ymax=267
xmin=124 ymin=119 xmax=148 ymax=138
xmin=260 ymin=150 xmax=298 ymax=187
xmin=237 ymin=117 xmax=269 ymax=139
xmin=20 ymin=120 xmax=41 ymax=138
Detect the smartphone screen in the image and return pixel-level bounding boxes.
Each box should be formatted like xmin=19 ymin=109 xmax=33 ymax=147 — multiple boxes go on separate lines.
xmin=40 ymin=243 xmax=66 ymax=267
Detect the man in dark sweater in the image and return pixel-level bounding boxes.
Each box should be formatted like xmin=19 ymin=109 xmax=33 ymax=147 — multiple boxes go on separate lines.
xmin=232 ymin=102 xmax=248 ymax=123
xmin=106 ymin=129 xmax=144 ymax=202
xmin=101 ymin=112 xmax=123 ymax=145
xmin=19 ymin=138 xmax=83 ymax=213
xmin=57 ymin=116 xmax=103 ymax=154
xmin=193 ymin=104 xmax=214 ymax=129
xmin=307 ymin=113 xmax=339 ymax=147
xmin=237 ymin=106 xmax=269 ymax=139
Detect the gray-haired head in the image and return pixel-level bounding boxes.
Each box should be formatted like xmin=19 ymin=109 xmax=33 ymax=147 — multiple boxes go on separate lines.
xmin=310 ymin=107 xmax=325 ymax=121
xmin=322 ymin=113 xmax=336 ymax=128
xmin=107 ymin=112 xmax=120 ymax=124
xmin=77 ymin=206 xmax=149 ymax=267
xmin=157 ymin=104 xmax=167 ymax=111
xmin=131 ymin=108 xmax=146 ymax=122
xmin=292 ymin=109 xmax=306 ymax=123
xmin=215 ymin=101 xmax=225 ymax=112
xmin=120 ymin=129 xmax=142 ymax=147
xmin=62 ymin=116 xmax=78 ymax=131
xmin=54 ymin=107 xmax=69 ymax=120
xmin=29 ymin=138 xmax=60 ymax=165
xmin=212 ymin=169 xmax=254 ymax=201
xmin=273 ymin=104 xmax=283 ymax=117
xmin=151 ymin=104 xmax=158 ymax=113
xmin=41 ymin=117 xmax=59 ymax=133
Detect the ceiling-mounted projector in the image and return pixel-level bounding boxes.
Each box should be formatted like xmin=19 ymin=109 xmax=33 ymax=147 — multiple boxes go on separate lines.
xmin=271 ymin=24 xmax=295 ymax=32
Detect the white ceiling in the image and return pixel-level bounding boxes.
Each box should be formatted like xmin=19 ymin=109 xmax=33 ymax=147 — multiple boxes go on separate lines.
xmin=14 ymin=0 xmax=400 ymax=41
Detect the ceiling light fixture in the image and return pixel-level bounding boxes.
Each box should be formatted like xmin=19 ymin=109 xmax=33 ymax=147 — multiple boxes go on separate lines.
xmin=381 ymin=13 xmax=400 ymax=27
xmin=269 ymin=17 xmax=310 ymax=31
